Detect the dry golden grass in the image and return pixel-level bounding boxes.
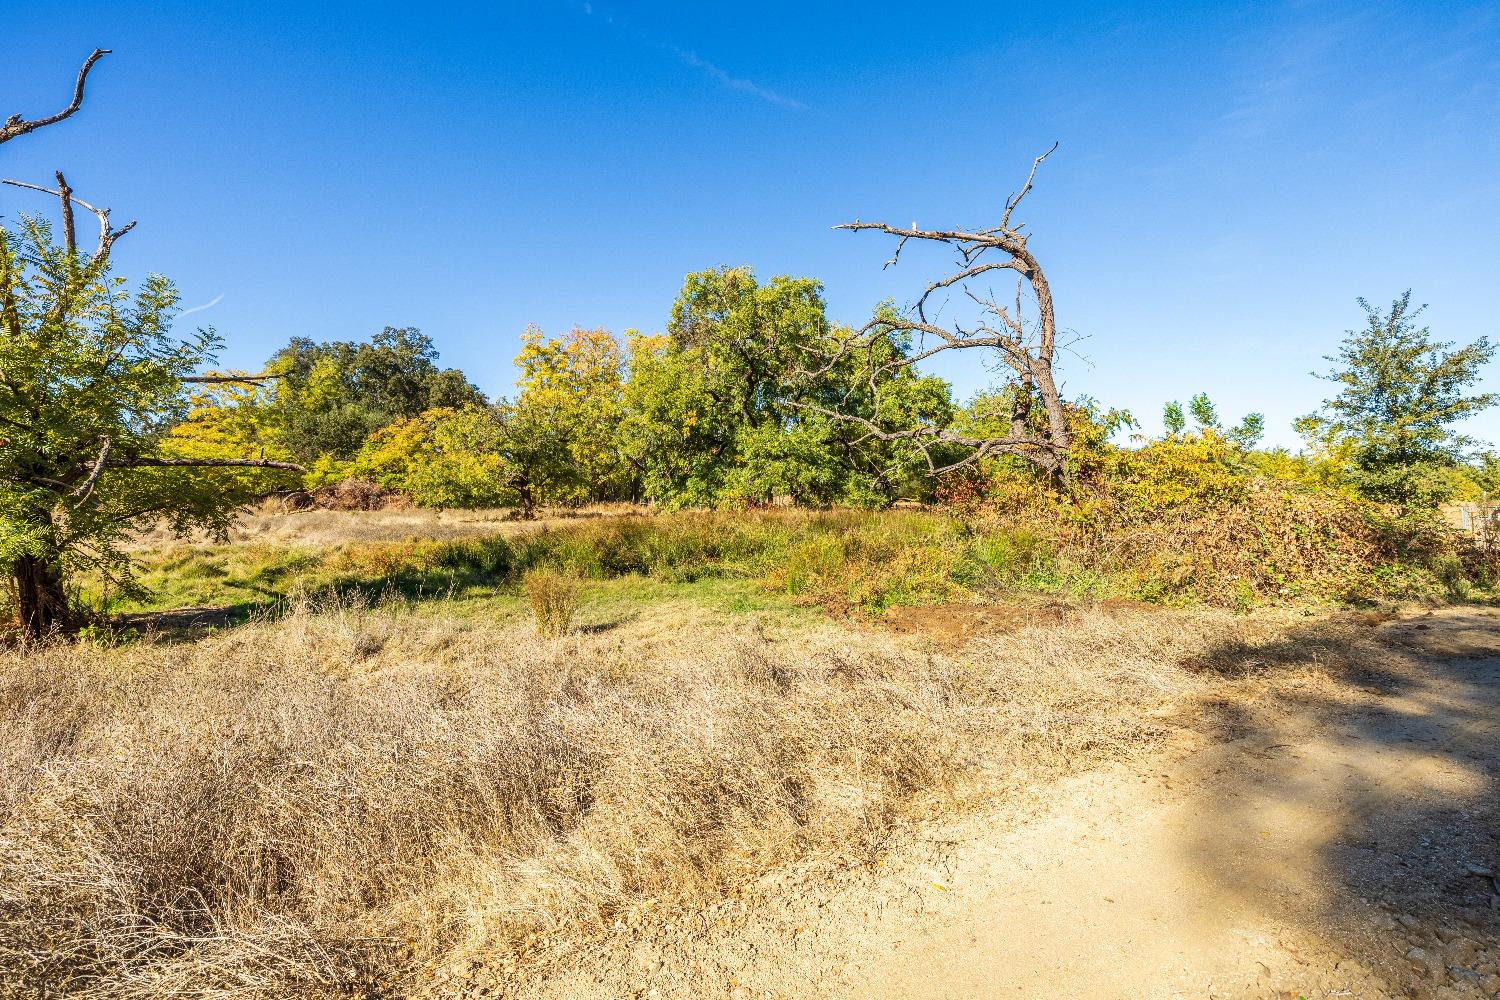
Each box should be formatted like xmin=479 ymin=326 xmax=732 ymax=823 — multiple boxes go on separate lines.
xmin=524 ymin=568 xmax=580 ymax=637
xmin=123 ymin=503 xmax=646 ymax=551
xmin=0 ymin=593 xmax=1384 ymax=999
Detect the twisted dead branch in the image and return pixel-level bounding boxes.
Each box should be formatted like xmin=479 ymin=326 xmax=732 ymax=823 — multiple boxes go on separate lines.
xmin=805 ymin=144 xmax=1073 ymax=478
xmin=0 ymin=49 xmax=110 ymax=147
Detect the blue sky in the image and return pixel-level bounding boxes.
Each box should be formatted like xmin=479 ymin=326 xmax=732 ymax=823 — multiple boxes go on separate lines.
xmin=4 ymin=0 xmax=1498 ymax=448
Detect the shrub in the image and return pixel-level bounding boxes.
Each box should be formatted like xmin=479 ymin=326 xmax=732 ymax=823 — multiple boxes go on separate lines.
xmin=524 ymin=568 xmax=579 ymax=637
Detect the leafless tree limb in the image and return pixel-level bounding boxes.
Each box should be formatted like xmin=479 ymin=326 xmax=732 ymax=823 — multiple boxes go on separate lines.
xmin=807 ymin=144 xmax=1072 ymax=479
xmin=1 ymin=176 xmax=136 ymax=262
xmin=0 ymin=49 xmax=110 ymax=147
xmin=795 ymin=400 xmax=1054 ymax=476
xmin=181 ymin=373 xmax=284 ymax=385
xmin=53 ymin=171 xmax=77 ymax=254
xmin=71 ymin=436 xmax=113 ymax=504
xmin=99 ymin=457 xmax=305 ymax=472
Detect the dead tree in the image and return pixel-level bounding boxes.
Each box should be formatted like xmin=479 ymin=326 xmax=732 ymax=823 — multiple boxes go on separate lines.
xmin=804 ymin=144 xmax=1073 ymax=478
xmin=2 ymin=174 xmax=136 ymax=260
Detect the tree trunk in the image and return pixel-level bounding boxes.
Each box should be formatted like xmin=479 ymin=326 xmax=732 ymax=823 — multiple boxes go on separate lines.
xmin=517 ymin=482 xmax=536 ymax=520
xmin=13 ymin=551 xmax=69 ymax=640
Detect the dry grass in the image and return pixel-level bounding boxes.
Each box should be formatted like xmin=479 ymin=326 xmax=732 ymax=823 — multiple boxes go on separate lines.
xmin=0 ymin=590 xmax=1388 ymax=999
xmin=524 ymin=568 xmax=580 ymax=637
xmin=123 ymin=503 xmax=645 ymax=551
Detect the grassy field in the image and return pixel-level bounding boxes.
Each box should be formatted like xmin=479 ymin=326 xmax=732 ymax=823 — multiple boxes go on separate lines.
xmin=90 ymin=500 xmax=1487 ymax=639
xmin=0 ymin=505 xmax=1487 ymax=998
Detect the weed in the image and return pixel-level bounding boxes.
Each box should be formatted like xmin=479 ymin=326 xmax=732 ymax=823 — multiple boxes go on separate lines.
xmin=525 ymin=567 xmax=580 ymax=637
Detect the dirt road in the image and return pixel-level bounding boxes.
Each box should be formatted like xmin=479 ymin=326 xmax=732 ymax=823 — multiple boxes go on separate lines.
xmin=509 ymin=611 xmax=1500 ymax=1000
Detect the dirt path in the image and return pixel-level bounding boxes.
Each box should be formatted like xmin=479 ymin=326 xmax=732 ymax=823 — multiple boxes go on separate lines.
xmin=507 ymin=611 xmax=1500 ymax=1000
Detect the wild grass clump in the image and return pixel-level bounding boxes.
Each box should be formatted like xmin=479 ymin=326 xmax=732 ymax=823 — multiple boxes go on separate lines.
xmin=523 ymin=567 xmax=579 ymax=636
xmin=0 ymin=595 xmax=1370 ymax=998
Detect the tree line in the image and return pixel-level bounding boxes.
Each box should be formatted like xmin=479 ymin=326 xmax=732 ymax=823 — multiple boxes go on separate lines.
xmin=166 ymin=282 xmax=1495 ymax=516
xmin=174 ymin=268 xmax=956 ymax=515
xmin=2 ymin=49 xmax=1495 ymax=640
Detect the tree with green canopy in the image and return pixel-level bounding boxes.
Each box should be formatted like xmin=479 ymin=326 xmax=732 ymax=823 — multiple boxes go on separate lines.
xmin=620 ymin=267 xmax=951 ymax=508
xmin=0 ymin=48 xmax=299 ymax=638
xmin=1160 ymin=393 xmax=1264 ymax=448
xmin=355 ymin=400 xmax=575 ymax=518
xmin=1298 ymin=292 xmax=1495 ymax=507
xmin=513 ymin=326 xmax=632 ymax=503
xmin=265 ymin=327 xmax=485 ymax=464
xmin=0 ymin=214 xmax=299 ymax=638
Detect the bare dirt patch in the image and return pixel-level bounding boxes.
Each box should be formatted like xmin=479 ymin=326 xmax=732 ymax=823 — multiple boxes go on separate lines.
xmin=878 ymin=600 xmax=1074 ymax=648
xmin=485 ymin=609 xmax=1500 ymax=1000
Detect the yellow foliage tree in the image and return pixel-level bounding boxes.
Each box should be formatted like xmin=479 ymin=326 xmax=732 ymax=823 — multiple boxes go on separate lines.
xmin=514 ymin=326 xmax=631 ymax=503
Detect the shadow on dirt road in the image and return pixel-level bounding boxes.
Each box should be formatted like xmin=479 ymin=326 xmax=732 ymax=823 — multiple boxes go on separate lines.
xmin=1174 ymin=611 xmax=1500 ymax=998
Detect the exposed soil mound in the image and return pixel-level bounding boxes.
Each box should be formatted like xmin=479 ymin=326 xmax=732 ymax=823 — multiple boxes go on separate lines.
xmin=279 ymin=478 xmax=411 ymax=512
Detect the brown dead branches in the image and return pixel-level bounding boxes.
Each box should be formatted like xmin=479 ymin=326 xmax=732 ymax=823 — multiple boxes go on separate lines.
xmin=809 ymin=144 xmax=1074 ymax=478
xmin=0 ymin=49 xmax=110 ymax=148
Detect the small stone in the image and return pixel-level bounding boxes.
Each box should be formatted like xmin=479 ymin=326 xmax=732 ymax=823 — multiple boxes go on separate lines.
xmin=1408 ymin=946 xmax=1450 ymax=981
xmin=1446 ymin=938 xmax=1481 ymax=967
xmin=1400 ymin=913 xmax=1422 ymax=929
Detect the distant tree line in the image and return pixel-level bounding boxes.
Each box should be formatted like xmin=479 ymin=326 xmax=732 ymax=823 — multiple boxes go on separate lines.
xmin=3 ymin=49 xmax=1495 ymax=641
xmin=163 ymin=282 xmax=1497 ymax=522
xmin=173 ymin=266 xmax=956 ymax=514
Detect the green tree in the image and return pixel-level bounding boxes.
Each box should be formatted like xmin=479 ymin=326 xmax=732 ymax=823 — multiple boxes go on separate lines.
xmin=1299 ymin=292 xmax=1495 ymax=507
xmin=621 ymin=267 xmax=833 ymax=505
xmin=620 ymin=268 xmax=951 ymax=507
xmin=355 ymin=400 xmax=575 ymax=518
xmin=1162 ymin=400 xmax=1187 ymax=437
xmin=266 ymin=327 xmax=485 ymax=463
xmin=513 ymin=326 xmax=631 ymax=502
xmin=162 ymin=376 xmax=291 ymax=464
xmin=1225 ymin=412 xmax=1266 ymax=450
xmin=489 ymin=397 xmax=578 ymax=517
xmin=1187 ymin=393 xmax=1218 ymax=430
xmin=1162 ymin=393 xmax=1263 ymax=448
xmin=0 ymin=220 xmax=299 ymax=637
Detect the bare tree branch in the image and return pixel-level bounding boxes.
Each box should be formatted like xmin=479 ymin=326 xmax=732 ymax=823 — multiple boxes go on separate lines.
xmin=810 ymin=145 xmax=1073 ymax=479
xmin=0 ymin=49 xmax=110 ymax=147
xmin=1 ymin=176 xmax=136 ymax=261
xmin=54 ymin=171 xmax=76 ymax=254
xmin=1001 ymin=141 xmax=1058 ymax=230
xmin=99 ymin=457 xmax=305 ymax=472
xmin=71 ymin=436 xmax=113 ymax=504
xmin=181 ymin=372 xmax=284 ymax=385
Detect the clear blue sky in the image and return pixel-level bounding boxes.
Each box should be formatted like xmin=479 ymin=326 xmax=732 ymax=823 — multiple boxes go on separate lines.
xmin=5 ymin=0 xmax=1498 ymax=448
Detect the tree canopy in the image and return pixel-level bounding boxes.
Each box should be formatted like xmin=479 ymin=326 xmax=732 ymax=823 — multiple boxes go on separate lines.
xmin=266 ymin=327 xmax=485 ymax=463
xmin=1299 ymin=292 xmax=1496 ymax=507
xmin=620 ymin=267 xmax=952 ymax=508
xmin=0 ymin=219 xmax=298 ymax=635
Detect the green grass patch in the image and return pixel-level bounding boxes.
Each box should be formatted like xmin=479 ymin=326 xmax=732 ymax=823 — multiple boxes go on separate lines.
xmin=95 ymin=503 xmax=1494 ymax=627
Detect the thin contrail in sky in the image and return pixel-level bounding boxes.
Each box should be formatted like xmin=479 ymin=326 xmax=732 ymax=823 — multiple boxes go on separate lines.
xmin=572 ymin=1 xmax=807 ymax=111
xmin=178 ymin=293 xmax=224 ymax=319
